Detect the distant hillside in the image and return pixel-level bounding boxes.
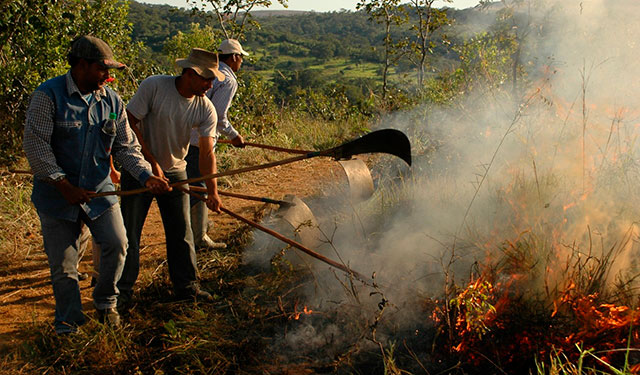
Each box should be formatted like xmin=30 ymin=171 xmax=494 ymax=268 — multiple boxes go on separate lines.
xmin=126 ymin=1 xmax=502 ymax=84
xmin=251 ymin=10 xmax=313 ymax=17
xmin=127 ymin=1 xmax=492 ymax=51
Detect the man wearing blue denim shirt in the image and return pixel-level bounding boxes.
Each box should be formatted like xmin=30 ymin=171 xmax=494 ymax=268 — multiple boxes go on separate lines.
xmin=23 ymin=35 xmax=170 ymax=334
xmin=118 ymin=48 xmax=224 ymax=309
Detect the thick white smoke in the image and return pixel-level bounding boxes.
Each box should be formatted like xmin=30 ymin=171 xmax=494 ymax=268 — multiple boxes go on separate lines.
xmin=243 ymin=0 xmax=640 ymax=356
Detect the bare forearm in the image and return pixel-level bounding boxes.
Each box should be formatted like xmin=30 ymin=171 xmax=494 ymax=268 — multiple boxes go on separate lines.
xmin=199 ymin=147 xmax=217 ymax=195
xmin=127 ymin=110 xmax=157 ymax=166
xmin=197 ymin=136 xmax=222 ymax=212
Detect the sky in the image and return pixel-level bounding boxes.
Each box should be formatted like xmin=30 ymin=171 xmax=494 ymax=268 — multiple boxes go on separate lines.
xmin=139 ymin=0 xmax=481 ymax=12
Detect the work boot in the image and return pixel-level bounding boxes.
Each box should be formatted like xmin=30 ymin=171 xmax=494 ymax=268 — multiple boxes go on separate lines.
xmin=191 ymin=200 xmax=226 ymax=250
xmin=97 ymin=307 xmax=121 ymax=328
xmin=198 ymin=234 xmax=227 ymax=250
xmin=175 ymin=286 xmax=214 ymax=302
xmin=116 ymin=292 xmax=134 ymax=316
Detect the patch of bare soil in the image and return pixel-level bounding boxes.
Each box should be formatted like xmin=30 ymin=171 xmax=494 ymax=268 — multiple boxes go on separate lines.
xmin=0 ymin=158 xmax=345 ymax=351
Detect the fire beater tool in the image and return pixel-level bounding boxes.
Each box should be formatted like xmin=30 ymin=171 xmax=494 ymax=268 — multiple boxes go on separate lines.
xmin=177 ymin=185 xmax=367 ymax=282
xmin=90 ymin=128 xmax=412 ymax=198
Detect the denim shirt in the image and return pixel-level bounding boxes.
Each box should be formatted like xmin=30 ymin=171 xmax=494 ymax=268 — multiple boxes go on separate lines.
xmin=24 ymin=72 xmax=152 ymax=221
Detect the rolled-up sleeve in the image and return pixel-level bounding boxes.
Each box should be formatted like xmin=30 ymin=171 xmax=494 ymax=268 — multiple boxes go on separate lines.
xmin=195 ymin=100 xmax=218 ymax=139
xmin=23 ymin=91 xmax=65 ymax=181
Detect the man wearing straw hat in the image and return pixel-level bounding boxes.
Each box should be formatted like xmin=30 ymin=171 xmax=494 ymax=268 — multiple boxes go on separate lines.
xmin=23 ymin=35 xmax=170 ymax=333
xmin=117 ymin=48 xmax=224 ymax=309
xmin=186 ymin=39 xmax=249 ymax=250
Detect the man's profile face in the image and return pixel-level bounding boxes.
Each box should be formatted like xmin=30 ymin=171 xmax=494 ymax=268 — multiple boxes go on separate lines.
xmin=188 ymin=70 xmax=214 ymax=97
xmin=83 ymin=61 xmax=112 ymax=92
xmin=229 ymin=54 xmax=243 ymax=72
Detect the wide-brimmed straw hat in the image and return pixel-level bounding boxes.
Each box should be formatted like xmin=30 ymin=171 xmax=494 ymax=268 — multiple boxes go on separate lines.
xmin=175 ymin=48 xmax=225 ymax=81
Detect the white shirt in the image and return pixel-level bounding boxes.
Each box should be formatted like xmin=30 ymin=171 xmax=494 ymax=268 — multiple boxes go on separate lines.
xmin=128 ymin=75 xmax=217 ymax=172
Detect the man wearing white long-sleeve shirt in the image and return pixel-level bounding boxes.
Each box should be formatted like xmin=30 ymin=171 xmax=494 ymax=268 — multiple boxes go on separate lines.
xmin=186 ymin=39 xmax=248 ymax=250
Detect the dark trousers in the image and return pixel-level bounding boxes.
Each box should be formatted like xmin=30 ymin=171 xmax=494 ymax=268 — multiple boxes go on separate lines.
xmin=117 ymin=169 xmax=199 ymax=302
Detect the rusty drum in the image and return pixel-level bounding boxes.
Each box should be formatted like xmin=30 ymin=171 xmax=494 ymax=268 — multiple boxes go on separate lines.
xmin=273 ymin=195 xmax=323 ymax=249
xmin=336 ymin=158 xmax=374 ymax=203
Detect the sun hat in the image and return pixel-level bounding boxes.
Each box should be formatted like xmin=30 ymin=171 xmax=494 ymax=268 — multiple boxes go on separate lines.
xmin=175 ymin=48 xmax=225 ymax=81
xmin=70 ymin=35 xmax=126 ymax=69
xmin=218 ymin=39 xmax=249 ymax=56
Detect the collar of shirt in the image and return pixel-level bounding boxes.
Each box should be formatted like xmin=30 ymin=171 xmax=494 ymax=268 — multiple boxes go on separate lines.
xmin=218 ymin=61 xmax=236 ymax=81
xmin=65 ymin=71 xmax=106 ymax=102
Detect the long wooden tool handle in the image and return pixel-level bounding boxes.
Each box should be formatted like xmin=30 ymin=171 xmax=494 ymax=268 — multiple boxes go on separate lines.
xmin=190 ymin=186 xmax=293 ymax=207
xmin=89 ymin=152 xmax=317 ymax=198
xmin=177 ymin=186 xmax=365 ymax=281
xmin=218 ymin=139 xmax=312 ymax=155
xmin=223 ymin=207 xmax=366 ymax=281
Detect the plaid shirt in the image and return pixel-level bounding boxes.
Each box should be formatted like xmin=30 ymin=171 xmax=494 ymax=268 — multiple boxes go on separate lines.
xmin=23 ymin=71 xmax=152 ymax=221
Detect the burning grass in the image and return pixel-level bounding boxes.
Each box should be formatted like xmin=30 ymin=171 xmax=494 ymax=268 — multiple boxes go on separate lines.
xmin=417 ymin=88 xmax=640 ymax=373
xmin=433 ymin=237 xmax=640 ymax=374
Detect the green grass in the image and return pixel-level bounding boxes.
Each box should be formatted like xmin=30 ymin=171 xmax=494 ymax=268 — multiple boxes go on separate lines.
xmin=249 ymin=52 xmax=407 ymax=84
xmin=535 ymin=344 xmax=638 ymax=375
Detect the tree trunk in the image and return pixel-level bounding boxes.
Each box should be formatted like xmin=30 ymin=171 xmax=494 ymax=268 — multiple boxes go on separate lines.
xmin=382 ymin=8 xmax=391 ymax=99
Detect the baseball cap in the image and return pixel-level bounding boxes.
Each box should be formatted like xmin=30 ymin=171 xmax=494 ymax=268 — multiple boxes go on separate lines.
xmin=218 ymin=39 xmax=249 ymax=56
xmin=70 ymin=35 xmax=126 ymax=69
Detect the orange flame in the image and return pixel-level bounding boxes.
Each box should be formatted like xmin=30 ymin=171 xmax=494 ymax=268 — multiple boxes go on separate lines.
xmin=291 ymin=302 xmax=314 ymax=320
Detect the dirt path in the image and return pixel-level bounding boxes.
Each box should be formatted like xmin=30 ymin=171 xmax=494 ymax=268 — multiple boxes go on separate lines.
xmin=0 ymin=158 xmax=344 ymax=350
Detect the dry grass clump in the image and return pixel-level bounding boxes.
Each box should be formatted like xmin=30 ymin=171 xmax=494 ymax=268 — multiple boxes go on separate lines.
xmin=9 ymin=230 xmax=308 ymax=374
xmin=0 ymin=166 xmax=40 ymax=272
xmin=423 ymin=166 xmax=640 ymax=374
xmin=16 ymin=322 xmax=140 ymax=374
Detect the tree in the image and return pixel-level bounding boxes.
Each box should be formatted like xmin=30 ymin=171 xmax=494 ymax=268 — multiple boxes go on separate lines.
xmin=479 ymin=0 xmax=546 ymax=96
xmin=405 ymin=0 xmax=452 ymax=88
xmin=186 ymin=0 xmax=288 ymax=41
xmin=163 ymin=23 xmax=220 ymax=67
xmin=357 ymin=0 xmax=408 ymax=100
xmin=0 ymin=0 xmax=144 ymax=164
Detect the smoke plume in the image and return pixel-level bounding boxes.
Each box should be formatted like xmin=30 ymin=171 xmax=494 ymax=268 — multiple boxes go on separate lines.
xmin=244 ymin=0 xmax=640 ymax=359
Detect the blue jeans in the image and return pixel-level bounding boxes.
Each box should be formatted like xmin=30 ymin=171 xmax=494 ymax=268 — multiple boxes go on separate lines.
xmin=118 ymin=169 xmax=199 ymax=302
xmin=38 ymin=204 xmax=127 ymax=334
